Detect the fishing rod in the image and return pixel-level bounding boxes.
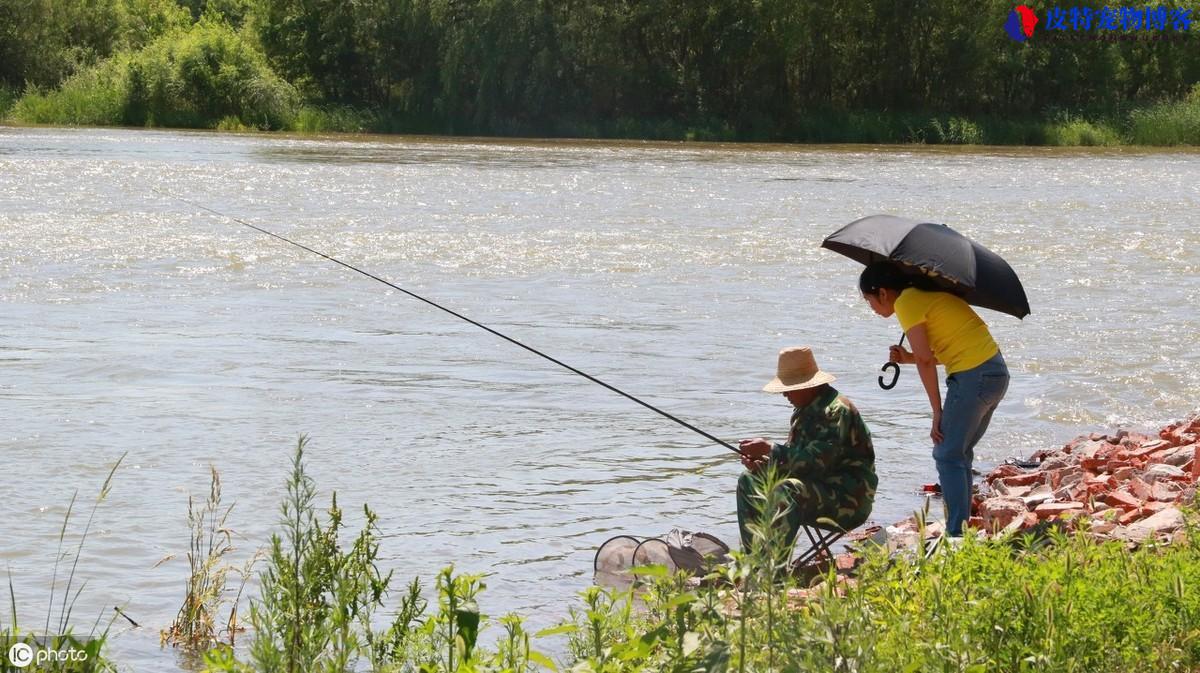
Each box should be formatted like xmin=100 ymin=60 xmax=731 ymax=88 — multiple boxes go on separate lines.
xmin=154 ymin=189 xmax=743 ymax=456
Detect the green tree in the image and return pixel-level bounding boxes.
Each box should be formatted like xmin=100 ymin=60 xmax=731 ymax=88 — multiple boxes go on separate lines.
xmin=0 ymin=0 xmax=124 ymax=88
xmin=255 ymin=0 xmax=380 ymax=104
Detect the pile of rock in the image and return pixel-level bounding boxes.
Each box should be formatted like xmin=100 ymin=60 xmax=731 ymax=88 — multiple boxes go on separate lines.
xmin=973 ymin=414 xmax=1199 ymax=544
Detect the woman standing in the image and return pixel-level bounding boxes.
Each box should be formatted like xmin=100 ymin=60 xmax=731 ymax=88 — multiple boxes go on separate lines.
xmin=859 ymin=263 xmax=1010 ymax=537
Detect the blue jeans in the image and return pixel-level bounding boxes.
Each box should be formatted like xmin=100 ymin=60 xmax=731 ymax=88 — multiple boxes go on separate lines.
xmin=936 ymin=352 xmax=1009 ymax=536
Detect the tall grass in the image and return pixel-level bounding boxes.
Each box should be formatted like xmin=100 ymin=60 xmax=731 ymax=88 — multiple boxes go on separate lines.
xmin=290 ymin=106 xmax=376 ymax=134
xmin=161 ymin=466 xmax=255 ymax=653
xmin=769 ymin=110 xmax=1122 ymax=146
xmin=1039 ymin=111 xmax=1123 ymax=147
xmin=1129 ymin=85 xmax=1200 ymax=146
xmin=1 ymin=454 xmax=125 ymax=673
xmin=8 ymin=66 xmax=128 ymax=127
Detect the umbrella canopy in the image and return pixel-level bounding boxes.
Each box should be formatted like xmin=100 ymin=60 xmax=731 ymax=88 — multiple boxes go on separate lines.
xmin=822 ymin=214 xmax=1031 ymax=319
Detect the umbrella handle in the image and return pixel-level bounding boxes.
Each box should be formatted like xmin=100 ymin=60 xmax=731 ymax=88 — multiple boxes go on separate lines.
xmin=878 ymin=332 xmax=907 ymax=391
xmin=878 ymin=362 xmax=900 ymax=390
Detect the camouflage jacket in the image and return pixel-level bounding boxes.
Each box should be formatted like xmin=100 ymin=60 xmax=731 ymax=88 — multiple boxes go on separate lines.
xmin=769 ymin=385 xmax=877 ymax=527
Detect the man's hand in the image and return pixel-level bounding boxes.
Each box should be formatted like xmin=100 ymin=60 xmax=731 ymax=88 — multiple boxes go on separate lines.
xmin=739 ymin=438 xmax=771 ymax=472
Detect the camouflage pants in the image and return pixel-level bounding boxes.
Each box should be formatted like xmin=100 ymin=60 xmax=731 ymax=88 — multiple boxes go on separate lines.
xmin=735 ymin=471 xmax=861 ymax=552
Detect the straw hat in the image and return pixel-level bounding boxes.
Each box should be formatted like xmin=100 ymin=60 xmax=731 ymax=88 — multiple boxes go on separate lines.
xmin=762 ymin=346 xmax=836 ymax=393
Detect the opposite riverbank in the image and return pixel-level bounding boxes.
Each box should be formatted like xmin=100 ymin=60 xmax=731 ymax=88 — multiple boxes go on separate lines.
xmin=5 ymin=80 xmax=1200 ymax=147
xmin=4 ymin=2 xmax=1200 ymax=148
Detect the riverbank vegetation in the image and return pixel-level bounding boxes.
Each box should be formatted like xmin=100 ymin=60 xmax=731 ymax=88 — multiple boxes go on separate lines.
xmin=197 ymin=448 xmax=1200 ymax=672
xmin=2 ymin=0 xmax=1200 ymax=144
xmin=200 ymin=437 xmax=560 ymax=673
xmin=5 ymin=443 xmax=1200 ymax=671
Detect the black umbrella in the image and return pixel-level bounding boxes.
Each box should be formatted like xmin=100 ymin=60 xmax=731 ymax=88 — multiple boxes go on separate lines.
xmin=822 ymin=214 xmax=1031 ymax=318
xmin=822 ymin=214 xmax=1030 ymax=388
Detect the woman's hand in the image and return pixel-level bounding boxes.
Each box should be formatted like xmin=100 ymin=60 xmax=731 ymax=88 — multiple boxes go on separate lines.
xmin=889 ymin=345 xmax=914 ymax=364
xmin=739 ymin=438 xmax=771 ymax=472
xmin=907 ymin=325 xmax=945 ymax=445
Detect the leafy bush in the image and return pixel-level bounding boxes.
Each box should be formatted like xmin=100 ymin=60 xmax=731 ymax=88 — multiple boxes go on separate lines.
xmin=120 ymin=0 xmax=193 ymax=51
xmin=203 ymin=437 xmax=557 ymax=673
xmin=10 ymin=20 xmax=297 ymax=130
xmin=122 ymin=20 xmax=297 ymax=129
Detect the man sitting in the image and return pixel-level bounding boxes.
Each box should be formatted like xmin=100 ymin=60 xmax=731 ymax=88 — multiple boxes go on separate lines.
xmin=737 ymin=346 xmax=877 ymax=551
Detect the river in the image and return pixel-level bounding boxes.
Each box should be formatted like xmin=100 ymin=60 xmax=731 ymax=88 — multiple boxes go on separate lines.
xmin=1 ymin=127 xmax=1198 ymax=670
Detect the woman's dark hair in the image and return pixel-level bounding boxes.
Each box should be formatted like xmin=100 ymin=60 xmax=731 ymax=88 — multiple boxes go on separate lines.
xmin=859 ymin=262 xmax=922 ymax=296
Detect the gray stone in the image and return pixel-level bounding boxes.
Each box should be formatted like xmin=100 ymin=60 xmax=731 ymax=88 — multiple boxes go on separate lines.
xmin=1143 ymin=463 xmax=1187 ymax=483
xmin=1117 ymin=507 xmax=1185 ymax=543
xmin=1076 ymin=440 xmax=1116 ymax=459
xmin=1161 ymin=445 xmax=1197 ymax=468
xmin=1138 ymin=439 xmax=1171 ymax=452
xmin=1056 ymin=466 xmax=1084 ymax=487
xmin=1021 ymin=484 xmax=1055 ymax=507
xmin=1040 ymin=454 xmax=1079 ymax=471
xmin=1113 ymin=466 xmax=1136 ymax=481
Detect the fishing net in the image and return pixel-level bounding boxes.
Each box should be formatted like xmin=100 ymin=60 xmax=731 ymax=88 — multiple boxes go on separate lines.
xmin=593 ymin=529 xmax=731 ymax=577
xmin=592 ymin=535 xmax=640 ymax=573
xmin=633 ymin=538 xmax=674 ymax=569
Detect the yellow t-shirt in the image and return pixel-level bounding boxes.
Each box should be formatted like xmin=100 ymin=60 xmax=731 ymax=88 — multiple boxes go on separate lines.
xmin=893 ymin=288 xmax=998 ymax=374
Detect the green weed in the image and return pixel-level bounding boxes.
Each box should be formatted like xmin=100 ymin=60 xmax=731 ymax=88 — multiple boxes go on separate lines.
xmin=1041 ymin=114 xmax=1123 ymax=147
xmin=0 ymin=454 xmax=125 ymax=673
xmin=202 ymin=437 xmax=557 ymax=673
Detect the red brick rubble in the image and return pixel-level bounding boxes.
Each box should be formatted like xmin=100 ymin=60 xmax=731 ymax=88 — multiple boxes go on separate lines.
xmin=971 ymin=414 xmax=1199 ymax=544
xmin=798 ymin=415 xmax=1199 ymax=586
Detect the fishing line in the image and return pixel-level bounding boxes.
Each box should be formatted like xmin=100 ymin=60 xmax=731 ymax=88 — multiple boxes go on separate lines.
xmin=154 ymin=189 xmax=742 ymax=456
